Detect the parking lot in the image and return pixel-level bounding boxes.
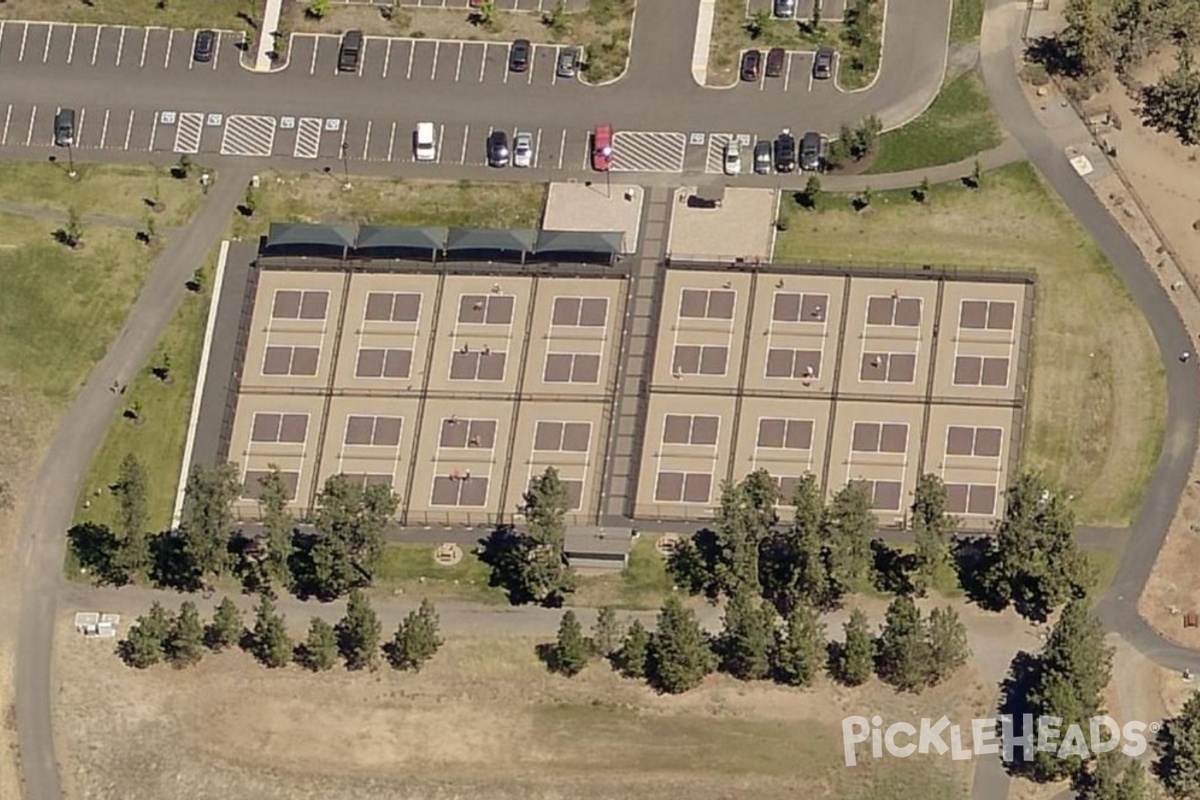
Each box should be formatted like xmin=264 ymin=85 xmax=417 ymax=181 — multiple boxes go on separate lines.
xmin=0 ymin=21 xmax=238 ymax=74
xmin=746 ymin=0 xmax=850 ymax=22
xmin=335 ymin=0 xmax=588 ymax=11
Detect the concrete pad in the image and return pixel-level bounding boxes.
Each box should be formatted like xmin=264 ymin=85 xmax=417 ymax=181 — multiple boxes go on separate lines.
xmin=542 ymin=182 xmax=644 ymax=254
xmin=666 ymin=187 xmax=777 ymax=262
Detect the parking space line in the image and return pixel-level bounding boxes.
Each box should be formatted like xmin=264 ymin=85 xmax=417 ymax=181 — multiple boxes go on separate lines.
xmin=310 ymin=38 xmax=318 ymax=75
xmin=362 ymin=120 xmax=371 ymax=160
xmin=76 ymin=108 xmax=86 ymax=144
xmin=124 ymin=110 xmax=134 ymax=150
xmin=24 ymin=106 xmax=36 ymax=147
xmin=188 ymin=30 xmax=196 ymax=69
xmin=139 ymin=27 xmax=149 ymax=67
xmin=358 ymin=40 xmax=365 ymax=76
xmin=557 ymin=130 xmax=566 ymax=169
xmin=339 ymin=122 xmax=347 ymax=163
xmin=213 ymin=32 xmax=221 ymax=68
xmin=164 ymin=29 xmax=174 ymax=68
xmin=387 ymin=121 xmax=396 ymax=161
xmin=808 ymin=66 xmax=815 ymax=92
xmin=91 ymin=25 xmax=100 ymax=65
xmin=534 ymin=128 xmax=542 ymax=168
xmin=148 ymin=113 xmax=157 ymax=152
xmin=67 ymin=24 xmax=77 ymax=64
xmin=527 ymin=50 xmax=535 ymax=84
xmin=478 ymin=43 xmax=487 ymax=82
xmin=437 ymin=123 xmax=444 ymax=163
xmin=100 ymin=109 xmax=110 ymax=148
xmin=116 ymin=27 xmax=126 ymax=66
xmin=406 ymin=43 xmax=414 ymax=79
xmin=455 ymin=42 xmax=462 ymax=81
xmin=0 ymin=23 xmax=5 ymax=57
xmin=503 ymin=47 xmax=510 ymax=83
xmin=42 ymin=24 xmax=51 ymax=63
xmin=19 ymin=24 xmax=28 ymax=63
xmin=783 ymin=53 xmax=792 ymax=92
xmin=1 ymin=105 xmax=10 ymax=146
xmin=382 ymin=39 xmax=391 ymax=78
xmin=430 ymin=41 xmax=439 ymax=80
xmin=459 ymin=124 xmax=469 ymax=164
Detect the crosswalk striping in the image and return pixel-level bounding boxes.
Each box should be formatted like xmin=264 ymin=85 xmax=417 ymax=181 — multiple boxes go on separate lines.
xmin=220 ymin=115 xmax=276 ymax=157
xmin=294 ymin=117 xmax=323 ymax=159
xmin=173 ymin=112 xmax=203 ymax=154
xmin=611 ymin=131 xmax=687 ymax=173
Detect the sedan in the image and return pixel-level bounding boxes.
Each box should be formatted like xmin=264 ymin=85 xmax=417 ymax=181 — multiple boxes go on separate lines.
xmin=740 ymin=49 xmax=762 ymax=82
xmin=513 ymin=131 xmax=534 ymax=168
xmin=765 ymin=47 xmax=786 ymax=78
xmin=754 ymin=141 xmax=772 ymax=174
xmin=592 ymin=124 xmax=613 ymax=171
xmin=509 ymin=39 xmax=532 ymax=72
xmin=724 ymin=142 xmax=742 ymax=176
xmin=774 ymin=0 xmax=795 ymax=17
xmin=556 ymin=47 xmax=579 ymax=78
xmin=193 ymin=29 xmax=216 ymax=63
xmin=813 ymin=46 xmax=835 ymax=79
xmin=774 ymin=131 xmax=796 ymax=173
xmin=488 ymin=131 xmax=510 ymax=167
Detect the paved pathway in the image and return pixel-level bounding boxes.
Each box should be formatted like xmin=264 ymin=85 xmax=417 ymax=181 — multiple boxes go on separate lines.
xmin=12 ymin=163 xmax=252 ymax=800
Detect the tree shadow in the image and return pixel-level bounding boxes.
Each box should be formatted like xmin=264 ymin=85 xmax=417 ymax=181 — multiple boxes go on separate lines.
xmin=792 ymin=190 xmax=817 ymax=210
xmin=953 ymin=536 xmax=1007 ymax=611
xmin=998 ymin=649 xmax=1042 ymax=778
xmin=286 ymin=530 xmax=323 ymax=600
xmin=148 ymin=530 xmax=203 ymax=592
xmin=477 ymin=525 xmax=537 ymax=606
xmin=534 ymin=641 xmax=559 ymax=673
xmin=67 ymin=522 xmax=130 ymax=586
xmin=665 ymin=527 xmax=722 ymax=600
xmin=1023 ymin=35 xmax=1078 ymax=78
xmin=870 ymin=539 xmax=914 ymax=595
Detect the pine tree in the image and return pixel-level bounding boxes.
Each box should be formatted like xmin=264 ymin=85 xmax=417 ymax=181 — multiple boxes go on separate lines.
xmin=335 ymin=589 xmax=382 ymax=671
xmin=206 ymin=596 xmax=243 ymax=651
xmin=711 ymin=479 xmax=769 ymax=597
xmin=772 ymin=602 xmax=826 ymax=687
xmin=824 ymin=482 xmax=875 ymax=595
xmin=877 ymin=595 xmax=931 ymax=692
xmin=250 ymin=596 xmax=292 ymax=668
xmin=615 ymin=619 xmax=650 ymax=679
xmin=552 ymin=610 xmax=589 ymax=676
xmin=165 ymin=600 xmax=205 ymax=667
xmin=591 ymin=606 xmax=623 ymax=657
xmin=761 ymin=473 xmax=829 ymax=612
xmin=120 ymin=602 xmax=173 ymax=668
xmin=1074 ymin=749 xmax=1149 ymax=800
xmin=257 ymin=466 xmax=295 ymax=593
xmin=511 ymin=467 xmax=576 ymax=605
xmin=718 ymin=587 xmax=776 ymax=680
xmin=910 ymin=474 xmax=956 ymax=596
xmin=836 ymin=607 xmax=875 ymax=686
xmin=176 ymin=463 xmax=240 ymax=591
xmin=113 ymin=453 xmax=150 ymax=576
xmin=388 ymin=599 xmax=443 ymax=672
xmin=926 ymin=606 xmax=970 ymax=685
xmin=309 ymin=475 xmax=398 ymax=599
xmin=647 ymin=596 xmax=716 ymax=693
xmin=1158 ymin=689 xmax=1200 ymax=798
xmin=298 ymin=617 xmax=338 ymax=671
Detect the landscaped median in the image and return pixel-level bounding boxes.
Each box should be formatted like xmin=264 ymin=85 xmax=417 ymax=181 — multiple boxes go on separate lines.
xmin=0 ymin=0 xmax=250 ymax=28
xmin=776 ymin=163 xmax=1165 ymax=526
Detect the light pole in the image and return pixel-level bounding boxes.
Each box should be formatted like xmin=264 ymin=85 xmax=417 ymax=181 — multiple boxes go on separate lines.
xmin=340 ymin=141 xmax=351 ymax=190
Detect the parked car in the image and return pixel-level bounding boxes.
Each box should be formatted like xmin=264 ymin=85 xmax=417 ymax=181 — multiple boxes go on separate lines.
xmin=488 ymin=130 xmax=510 ymax=167
xmin=754 ymin=140 xmax=772 ymax=174
xmin=414 ymin=122 xmax=437 ymax=162
xmin=724 ymin=142 xmax=742 ymax=176
xmin=509 ymin=39 xmax=532 ymax=72
xmin=556 ymin=47 xmax=579 ymax=78
xmin=513 ymin=131 xmax=534 ymax=168
xmin=774 ymin=0 xmax=796 ymax=17
xmin=740 ymin=49 xmax=762 ymax=82
xmin=193 ymin=30 xmax=216 ymax=63
xmin=591 ymin=124 xmax=613 ymax=171
xmin=54 ymin=107 xmax=75 ymax=147
xmin=800 ymin=131 xmax=822 ymax=171
xmin=765 ymin=47 xmax=786 ymax=78
xmin=338 ymin=30 xmax=362 ymax=72
xmin=774 ymin=130 xmax=796 ymax=172
xmin=813 ymin=46 xmax=835 ymax=79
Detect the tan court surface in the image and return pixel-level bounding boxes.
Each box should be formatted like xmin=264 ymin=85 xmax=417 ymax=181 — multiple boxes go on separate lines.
xmin=634 ymin=266 xmax=1032 ymax=529
xmin=665 ymin=187 xmax=777 ymax=262
xmin=229 ymin=268 xmax=627 ymax=525
xmin=541 ymin=182 xmax=644 ymax=254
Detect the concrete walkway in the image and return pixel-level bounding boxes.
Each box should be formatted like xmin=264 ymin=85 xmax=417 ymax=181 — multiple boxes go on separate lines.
xmin=821 ymin=136 xmax=1026 ymax=192
xmin=691 ymin=0 xmax=716 ymax=86
xmin=13 ymin=163 xmax=253 ymax=800
xmin=255 ymin=0 xmax=284 ymax=72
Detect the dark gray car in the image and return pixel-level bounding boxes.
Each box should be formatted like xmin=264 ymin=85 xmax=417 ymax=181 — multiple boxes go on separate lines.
xmin=488 ymin=131 xmax=510 ymax=167
xmin=800 ymin=132 xmax=822 ymax=171
xmin=54 ymin=108 xmax=75 ymax=147
xmin=813 ymin=46 xmax=835 ymax=79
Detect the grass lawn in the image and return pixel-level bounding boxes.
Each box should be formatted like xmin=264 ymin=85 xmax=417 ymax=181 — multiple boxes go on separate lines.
xmin=775 ymin=163 xmax=1165 ymax=526
xmin=950 ymin=0 xmax=984 ymax=44
xmin=373 ymin=542 xmax=508 ymax=604
xmin=0 ymin=162 xmax=204 ymax=227
xmin=866 ymin=69 xmax=1002 ymax=174
xmin=234 ymin=175 xmax=546 ymax=238
xmin=571 ymin=537 xmax=674 ymax=610
xmin=1084 ymin=547 xmax=1120 ymax=601
xmin=0 ymin=0 xmax=251 ymax=29
xmin=72 ymin=250 xmax=215 ymax=533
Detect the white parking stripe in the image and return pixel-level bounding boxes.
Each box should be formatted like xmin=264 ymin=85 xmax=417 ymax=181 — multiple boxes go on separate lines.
xmin=783 ymin=53 xmax=792 ymax=92
xmin=382 ymin=39 xmax=391 ymax=78
xmin=189 ymin=30 xmax=197 ymax=69
xmin=212 ymin=32 xmax=221 ymax=68
xmin=527 ymin=51 xmax=535 ymax=84
xmin=387 ymin=121 xmax=396 ymax=161
xmin=42 ymin=24 xmax=51 ymax=64
xmin=139 ymin=28 xmax=149 ymax=67
xmin=0 ymin=23 xmax=6 ymax=57
xmin=100 ymin=109 xmax=110 ymax=148
xmin=455 ymin=42 xmax=463 ymax=81
xmin=164 ymin=29 xmax=174 ymax=69
xmin=148 ymin=112 xmax=158 ymax=152
xmin=534 ymin=128 xmax=542 ymax=168
xmin=1 ymin=105 xmax=10 ymax=146
xmin=124 ymin=110 xmax=135 ymax=150
xmin=116 ymin=27 xmax=125 ymax=66
xmin=76 ymin=107 xmax=86 ymax=145
xmin=808 ymin=66 xmax=815 ymax=92
xmin=503 ymin=49 xmax=510 ymax=83
xmin=24 ymin=106 xmax=36 ymax=147
xmin=358 ymin=40 xmax=365 ymax=76
xmin=19 ymin=24 xmax=28 ymax=63
xmin=437 ymin=123 xmax=444 ymax=163
xmin=430 ymin=41 xmax=439 ymax=80
xmin=310 ymin=38 xmax=318 ymax=75
xmin=91 ymin=25 xmax=100 ymax=65
xmin=407 ymin=43 xmax=414 ymax=79
xmin=478 ymin=43 xmax=487 ymax=82
xmin=67 ymin=24 xmax=76 ymax=64
xmin=459 ymin=124 xmax=469 ymax=164
xmin=362 ymin=120 xmax=371 ymax=160
xmin=557 ymin=129 xmax=566 ymax=170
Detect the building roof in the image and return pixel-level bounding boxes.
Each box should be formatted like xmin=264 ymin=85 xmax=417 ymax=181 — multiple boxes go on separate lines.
xmin=356 ymin=225 xmax=448 ymax=252
xmin=444 ymin=227 xmax=538 ymax=253
xmin=563 ymin=526 xmax=636 ymax=556
xmin=264 ymin=222 xmax=358 ymax=252
xmin=534 ymin=230 xmax=624 ymax=256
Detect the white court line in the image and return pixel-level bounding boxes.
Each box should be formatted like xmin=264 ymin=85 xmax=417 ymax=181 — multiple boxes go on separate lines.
xmin=430 ymin=41 xmax=439 ymax=80
xmin=454 ymin=42 xmax=463 ymax=81
xmin=361 ymin=120 xmax=371 ymax=160
xmin=478 ymin=43 xmax=487 ymax=82
xmin=116 ymin=27 xmax=126 ymax=66
xmin=406 ymin=42 xmax=414 ymax=78
xmin=387 ymin=121 xmax=396 ymax=161
xmin=0 ymin=105 xmax=9 ymax=146
xmin=99 ymin=109 xmax=110 ymax=148
xmin=533 ymin=127 xmax=542 ymax=168
xmin=139 ymin=27 xmax=148 ymax=67
xmin=42 ymin=24 xmax=52 ymax=63
xmin=19 ymin=23 xmax=28 ymax=62
xmin=382 ymin=39 xmax=391 ymax=77
xmin=91 ymin=24 xmax=101 ymax=65
xmin=124 ymin=110 xmax=134 ymax=150
xmin=459 ymin=124 xmax=469 ymax=164
xmin=557 ymin=129 xmax=566 ymax=169
xmin=67 ymin=24 xmax=77 ymax=64
xmin=164 ymin=29 xmax=174 ymax=68
xmin=24 ymin=106 xmax=36 ymax=147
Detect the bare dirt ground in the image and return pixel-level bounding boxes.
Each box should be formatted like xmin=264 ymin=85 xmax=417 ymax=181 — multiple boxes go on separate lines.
xmin=54 ymin=592 xmax=1037 ymax=800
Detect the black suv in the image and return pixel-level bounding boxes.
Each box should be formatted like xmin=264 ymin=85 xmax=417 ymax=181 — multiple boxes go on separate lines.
xmin=509 ymin=39 xmax=532 ymax=72
xmin=193 ymin=30 xmax=216 ymax=63
xmin=774 ymin=132 xmax=796 ymax=172
xmin=813 ymin=46 xmax=835 ymax=80
xmin=800 ymin=131 xmax=822 ymax=171
xmin=488 ymin=130 xmax=510 ymax=167
xmin=740 ymin=50 xmax=762 ymax=81
xmin=338 ymin=30 xmax=362 ymax=72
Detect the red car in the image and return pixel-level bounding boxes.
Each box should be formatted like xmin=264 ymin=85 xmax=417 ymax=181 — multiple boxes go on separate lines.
xmin=591 ymin=124 xmax=613 ymax=172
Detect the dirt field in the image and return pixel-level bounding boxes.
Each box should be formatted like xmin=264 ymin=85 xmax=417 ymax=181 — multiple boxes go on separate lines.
xmin=55 ymin=600 xmax=1008 ymax=800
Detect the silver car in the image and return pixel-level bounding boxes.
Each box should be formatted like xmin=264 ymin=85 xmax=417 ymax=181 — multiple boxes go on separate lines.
xmin=513 ymin=131 xmax=534 ymax=168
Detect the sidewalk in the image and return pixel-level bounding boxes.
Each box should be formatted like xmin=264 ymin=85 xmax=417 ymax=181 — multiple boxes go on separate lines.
xmin=254 ymin=0 xmax=284 ymax=72
xmin=820 ymin=136 xmax=1026 ymax=192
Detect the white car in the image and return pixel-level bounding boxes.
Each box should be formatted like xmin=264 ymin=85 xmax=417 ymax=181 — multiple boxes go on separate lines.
xmin=723 ymin=142 xmax=742 ymax=176
xmin=513 ymin=132 xmax=533 ymax=168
